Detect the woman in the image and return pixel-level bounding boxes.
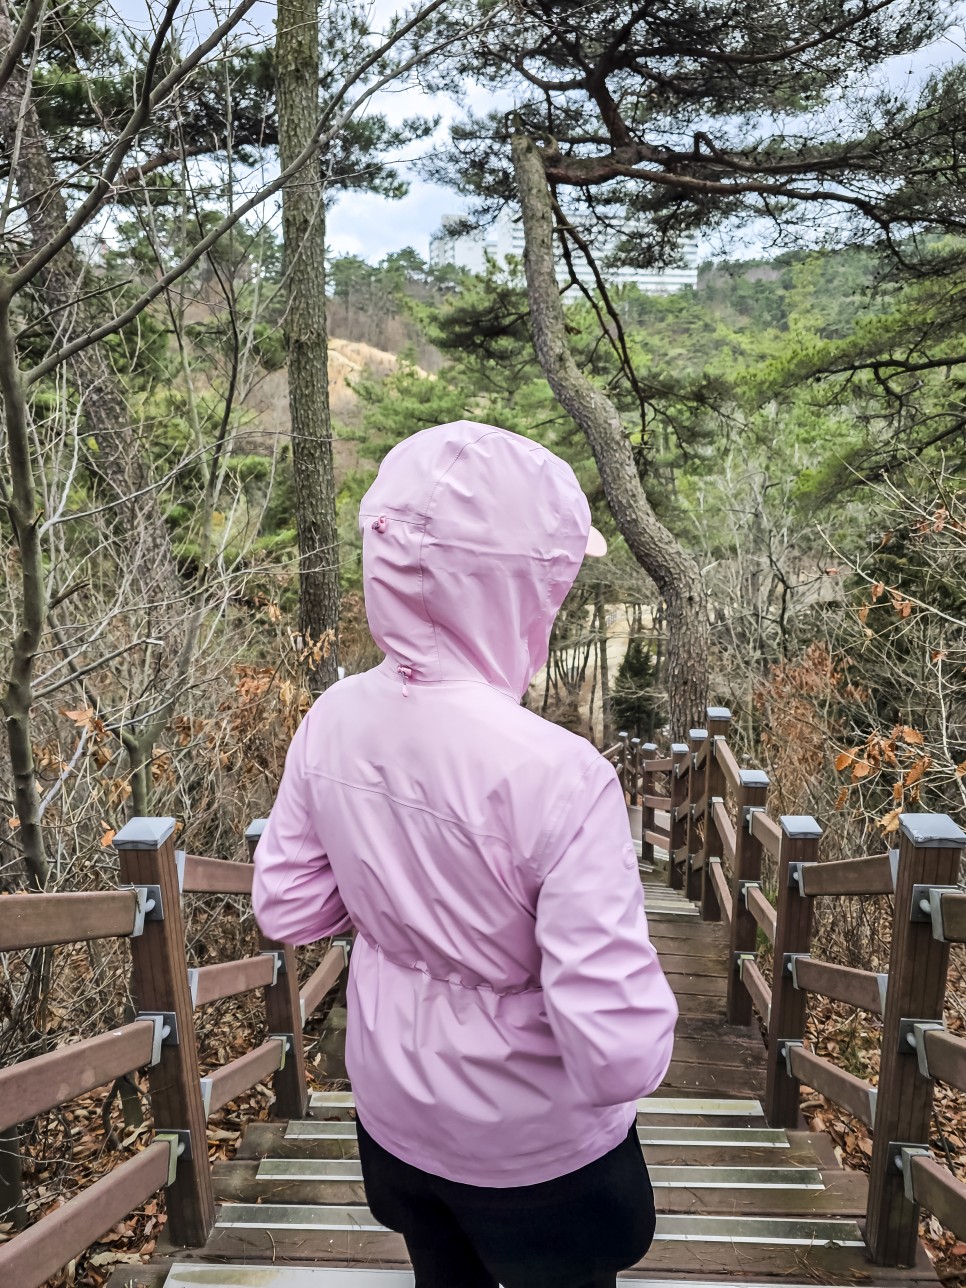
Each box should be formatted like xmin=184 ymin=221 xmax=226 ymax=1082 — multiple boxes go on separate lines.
xmin=253 ymin=420 xmax=678 ymax=1287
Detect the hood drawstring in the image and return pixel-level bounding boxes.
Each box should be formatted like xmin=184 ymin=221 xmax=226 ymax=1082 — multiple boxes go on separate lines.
xmin=396 ymin=662 xmax=412 ymax=697
xmin=372 ymin=515 xmax=388 ymax=533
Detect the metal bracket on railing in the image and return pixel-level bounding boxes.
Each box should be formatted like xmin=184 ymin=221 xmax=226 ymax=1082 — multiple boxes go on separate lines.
xmin=734 ymin=951 xmax=754 ymax=974
xmin=898 ymin=1018 xmax=944 ymax=1077
xmin=777 ymin=1038 xmax=805 ymax=1065
xmin=138 ymin=1012 xmax=179 ymax=1066
xmin=174 ymin=849 xmax=186 ymax=892
xmin=333 ymin=936 xmax=353 ymax=967
xmin=889 ymin=848 xmax=900 ymax=891
xmin=783 ymin=952 xmax=809 ymax=988
xmin=199 ymin=1077 xmax=213 ymax=1117
xmin=893 ymin=1143 xmax=931 ymax=1202
xmin=260 ymin=949 xmax=285 ymax=985
xmin=743 ymin=804 xmax=767 ymax=832
xmin=910 ymin=884 xmax=960 ymax=937
xmin=912 ymin=884 xmax=961 ymax=940
xmin=155 ymin=1129 xmax=192 ymax=1187
xmin=739 ymin=879 xmax=761 ymax=908
xmin=786 ymin=861 xmax=804 ymax=891
xmin=269 ymin=1032 xmax=293 ymax=1071
xmin=125 ymin=884 xmax=163 ymax=936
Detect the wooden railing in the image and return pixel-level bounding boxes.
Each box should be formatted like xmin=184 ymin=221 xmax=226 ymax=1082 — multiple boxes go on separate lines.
xmin=0 ymin=816 xmax=349 ymax=1288
xmin=606 ymin=709 xmax=966 ymax=1268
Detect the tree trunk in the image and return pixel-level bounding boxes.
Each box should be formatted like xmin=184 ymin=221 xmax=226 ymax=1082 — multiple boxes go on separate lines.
xmin=0 ymin=295 xmax=48 ymax=888
xmin=511 ymin=132 xmax=709 ymax=738
xmin=595 ymin=581 xmax=612 ymax=744
xmin=0 ymin=0 xmax=180 ymax=617
xmin=0 ymin=1126 xmax=27 ymax=1231
xmin=277 ymin=0 xmax=340 ymax=692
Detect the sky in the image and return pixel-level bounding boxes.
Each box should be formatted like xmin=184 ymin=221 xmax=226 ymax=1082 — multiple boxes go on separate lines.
xmin=112 ymin=1 xmax=966 ymax=264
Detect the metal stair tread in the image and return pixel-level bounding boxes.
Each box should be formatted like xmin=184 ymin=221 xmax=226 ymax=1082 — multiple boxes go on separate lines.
xmin=164 ymin=1269 xmax=865 ymax=1288
xmin=286 ymin=1120 xmax=788 ymax=1147
xmin=255 ymin=1157 xmax=824 ymax=1189
xmin=309 ymin=1091 xmax=765 ymax=1118
xmin=212 ymin=1204 xmax=864 ymax=1246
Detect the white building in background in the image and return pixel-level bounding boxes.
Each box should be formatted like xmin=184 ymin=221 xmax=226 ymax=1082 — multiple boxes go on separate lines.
xmin=429 ymin=208 xmax=698 ymax=293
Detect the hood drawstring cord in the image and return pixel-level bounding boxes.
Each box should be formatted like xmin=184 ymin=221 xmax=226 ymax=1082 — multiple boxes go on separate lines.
xmin=372 ymin=515 xmax=388 ymax=533
xmin=396 ymin=663 xmax=412 ymax=697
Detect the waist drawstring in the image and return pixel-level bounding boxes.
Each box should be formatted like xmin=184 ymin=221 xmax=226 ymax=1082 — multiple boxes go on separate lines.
xmin=396 ymin=663 xmax=412 ymax=697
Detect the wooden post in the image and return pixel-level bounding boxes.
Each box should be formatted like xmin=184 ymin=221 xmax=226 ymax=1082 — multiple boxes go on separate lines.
xmin=667 ymin=743 xmax=689 ymax=891
xmin=617 ymin=731 xmax=629 ymax=799
xmin=764 ymin=815 xmax=821 ymax=1130
xmin=113 ymin=819 xmax=214 ymax=1247
xmin=867 ymin=815 xmax=966 ymax=1266
xmin=685 ymin=728 xmax=706 ymax=904
xmin=629 ymin=737 xmax=641 ymax=807
xmin=726 ymin=769 xmax=770 ymax=1026
xmin=640 ymin=742 xmax=657 ymax=867
xmin=700 ymin=707 xmax=731 ymax=922
xmin=247 ymin=820 xmax=309 ymax=1120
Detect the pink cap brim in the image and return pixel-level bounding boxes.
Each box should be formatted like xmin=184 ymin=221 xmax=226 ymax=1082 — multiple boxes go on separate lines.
xmin=585 ymin=526 xmax=607 ymax=558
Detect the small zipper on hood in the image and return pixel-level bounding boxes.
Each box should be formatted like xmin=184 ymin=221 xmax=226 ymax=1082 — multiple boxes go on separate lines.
xmin=396 ymin=662 xmax=412 ymax=696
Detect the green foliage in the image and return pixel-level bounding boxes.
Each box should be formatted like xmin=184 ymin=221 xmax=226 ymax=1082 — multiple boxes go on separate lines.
xmin=611 ymin=638 xmax=664 ymax=738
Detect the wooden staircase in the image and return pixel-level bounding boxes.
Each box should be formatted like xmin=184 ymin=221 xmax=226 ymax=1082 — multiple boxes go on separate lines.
xmin=130 ymin=873 xmax=937 ymax=1287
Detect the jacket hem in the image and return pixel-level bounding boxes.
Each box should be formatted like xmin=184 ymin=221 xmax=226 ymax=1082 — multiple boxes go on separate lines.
xmin=353 ymin=1099 xmax=636 ymax=1189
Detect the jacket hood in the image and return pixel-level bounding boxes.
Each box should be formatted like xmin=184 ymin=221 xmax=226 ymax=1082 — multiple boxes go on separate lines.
xmin=359 ymin=421 xmax=591 ymax=699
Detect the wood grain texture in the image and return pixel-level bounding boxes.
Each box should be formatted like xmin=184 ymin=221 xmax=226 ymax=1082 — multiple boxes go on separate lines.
xmin=765 ymin=829 xmax=818 ymax=1130
xmin=116 ymin=830 xmax=214 ymax=1246
xmin=867 ymin=827 xmax=962 ymax=1265
xmin=0 ymin=889 xmax=138 ymax=950
xmin=0 ymin=1140 xmax=169 ymax=1288
xmin=0 ymin=1020 xmax=155 ymax=1132
xmin=798 ymin=853 xmax=894 ymax=897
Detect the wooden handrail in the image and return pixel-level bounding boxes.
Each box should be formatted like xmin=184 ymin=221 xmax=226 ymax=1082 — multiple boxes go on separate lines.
xmin=643 ymin=827 xmax=671 ymax=850
xmin=179 ymin=852 xmax=254 ymax=895
xmin=930 ymin=890 xmax=966 ymax=943
xmin=693 ymin=739 xmax=709 ymax=772
xmin=906 ymin=1152 xmax=966 ymax=1242
xmin=791 ymin=957 xmax=886 ymax=1016
xmin=708 ymin=858 xmax=732 ymax=928
xmin=300 ymin=944 xmax=348 ymax=1023
xmin=0 ymin=1020 xmax=157 ymax=1134
xmin=201 ymin=1039 xmax=285 ymax=1117
xmin=798 ymin=853 xmax=895 ymax=898
xmin=712 ymin=798 xmax=737 ymax=865
xmin=641 ymin=793 xmax=671 ymax=811
xmin=786 ymin=1044 xmax=877 ymax=1128
xmin=0 ymin=1138 xmax=171 ymax=1288
xmin=745 ymin=885 xmax=776 ymax=942
xmin=713 ymin=737 xmax=743 ymax=797
xmin=750 ymin=810 xmax=783 ymax=859
xmin=189 ymin=954 xmax=277 ymax=1007
xmin=920 ymin=1026 xmax=966 ymax=1094
xmin=737 ymin=956 xmax=771 ymax=1025
xmin=0 ymin=889 xmax=139 ymax=950
xmin=643 ymin=757 xmax=673 ymax=773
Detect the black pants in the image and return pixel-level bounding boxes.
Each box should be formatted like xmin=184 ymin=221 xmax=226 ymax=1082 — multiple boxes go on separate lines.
xmin=357 ymin=1118 xmax=655 ymax=1288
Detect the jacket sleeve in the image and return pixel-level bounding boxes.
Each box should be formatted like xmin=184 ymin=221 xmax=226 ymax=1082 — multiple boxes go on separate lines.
xmin=534 ymin=756 xmax=678 ymax=1107
xmin=252 ymin=708 xmax=352 ymax=945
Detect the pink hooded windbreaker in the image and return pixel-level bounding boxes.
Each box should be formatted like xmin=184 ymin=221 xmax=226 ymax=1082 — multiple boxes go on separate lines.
xmin=252 ymin=420 xmax=677 ymax=1187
